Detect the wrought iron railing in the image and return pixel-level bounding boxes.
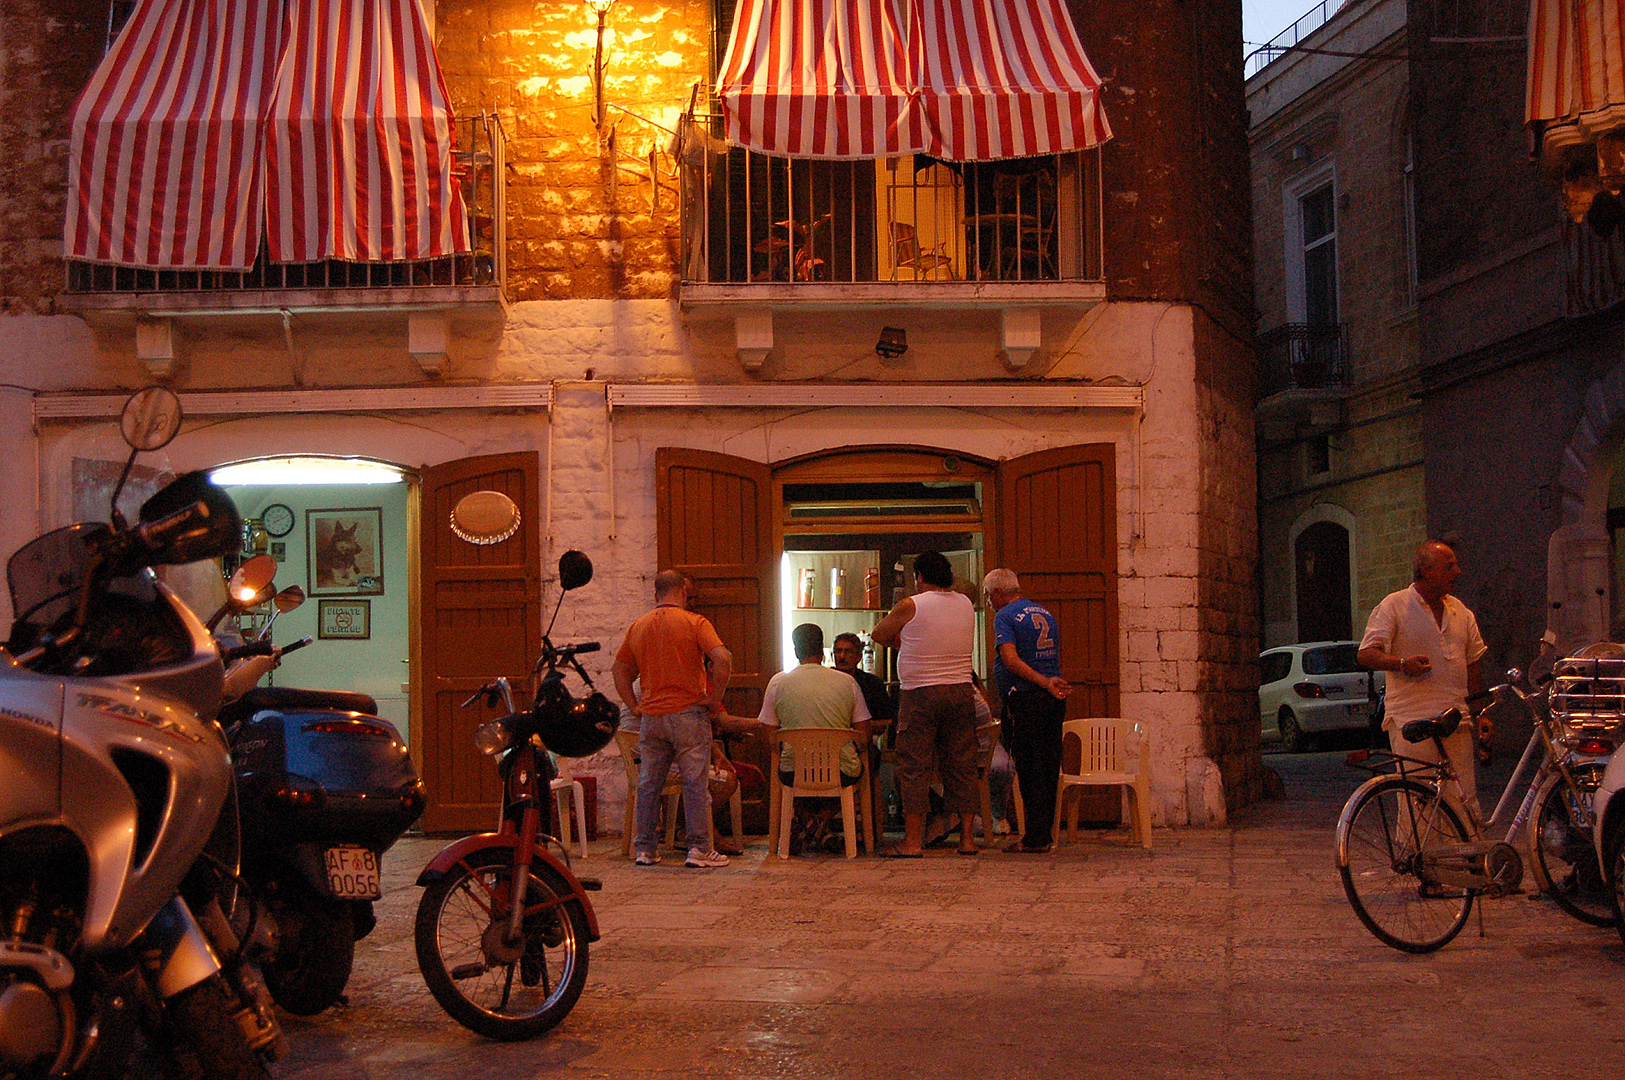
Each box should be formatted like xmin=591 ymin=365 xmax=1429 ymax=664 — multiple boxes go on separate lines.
xmin=1256 ymin=323 xmax=1348 ymax=397
xmin=1244 ymin=0 xmax=1337 ymax=78
xmin=65 ymin=113 xmax=505 ymax=298
xmin=678 ymin=114 xmax=1102 ymax=286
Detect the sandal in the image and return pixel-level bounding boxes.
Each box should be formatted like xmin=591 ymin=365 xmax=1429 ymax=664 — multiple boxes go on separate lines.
xmin=876 ymin=844 xmax=924 ymax=858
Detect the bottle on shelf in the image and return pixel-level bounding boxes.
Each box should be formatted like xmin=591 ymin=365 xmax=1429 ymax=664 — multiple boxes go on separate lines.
xmin=863 ymin=566 xmax=881 ymax=608
xmin=799 ymin=567 xmax=816 ymax=608
xmin=829 ymin=567 xmax=847 ymax=608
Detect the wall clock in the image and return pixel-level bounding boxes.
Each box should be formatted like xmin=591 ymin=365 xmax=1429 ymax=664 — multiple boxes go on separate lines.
xmin=261 ymin=502 xmax=296 ymax=538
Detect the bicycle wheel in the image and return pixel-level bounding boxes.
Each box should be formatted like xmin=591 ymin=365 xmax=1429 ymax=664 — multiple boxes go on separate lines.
xmin=1337 ymin=777 xmax=1474 ymax=953
xmin=414 ymin=847 xmax=590 ymax=1041
xmin=1530 ymin=763 xmax=1616 ymax=927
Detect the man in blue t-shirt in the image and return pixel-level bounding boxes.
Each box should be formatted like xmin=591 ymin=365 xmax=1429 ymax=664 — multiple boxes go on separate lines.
xmin=983 ymin=568 xmax=1071 ymax=853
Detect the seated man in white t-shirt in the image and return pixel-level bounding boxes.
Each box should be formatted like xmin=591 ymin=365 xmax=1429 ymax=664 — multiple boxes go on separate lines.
xmin=1357 ymin=539 xmax=1491 ymax=814
xmin=760 ymin=622 xmax=871 ymax=851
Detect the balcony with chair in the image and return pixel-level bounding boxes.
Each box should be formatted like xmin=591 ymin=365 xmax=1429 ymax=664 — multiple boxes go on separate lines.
xmin=678 ymin=129 xmax=1104 ymax=308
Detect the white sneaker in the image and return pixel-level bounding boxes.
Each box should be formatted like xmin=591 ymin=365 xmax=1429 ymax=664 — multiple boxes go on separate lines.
xmin=634 ymin=850 xmax=661 ymax=866
xmin=685 ymin=847 xmax=729 ymax=868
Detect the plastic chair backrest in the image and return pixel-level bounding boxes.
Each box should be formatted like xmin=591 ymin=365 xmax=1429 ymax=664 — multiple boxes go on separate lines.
xmin=1061 ymin=718 xmax=1141 ymax=781
xmin=974 ymin=720 xmax=1000 ymax=776
xmin=778 ymin=727 xmax=856 ymax=793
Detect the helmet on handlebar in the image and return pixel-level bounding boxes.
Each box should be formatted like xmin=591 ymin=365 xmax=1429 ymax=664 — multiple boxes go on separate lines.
xmin=533 ymin=689 xmax=618 ymax=757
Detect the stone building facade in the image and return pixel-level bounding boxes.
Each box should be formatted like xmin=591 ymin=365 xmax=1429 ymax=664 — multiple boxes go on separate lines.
xmin=0 ymin=0 xmax=1262 ymax=829
xmin=1248 ymin=0 xmax=1426 ymax=652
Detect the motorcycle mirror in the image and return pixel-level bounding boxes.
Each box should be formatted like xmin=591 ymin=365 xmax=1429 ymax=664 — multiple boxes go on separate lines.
xmin=109 ymin=387 xmax=184 ymax=524
xmin=273 ymin=584 xmax=306 ymax=613
xmin=228 ymin=554 xmax=278 ymax=606
xmin=558 ymin=549 xmax=593 ymax=591
xmin=119 ymin=386 xmax=183 ymax=452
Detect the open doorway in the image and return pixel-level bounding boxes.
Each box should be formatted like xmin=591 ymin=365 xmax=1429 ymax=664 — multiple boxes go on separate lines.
xmin=210 ymin=457 xmax=413 ymax=741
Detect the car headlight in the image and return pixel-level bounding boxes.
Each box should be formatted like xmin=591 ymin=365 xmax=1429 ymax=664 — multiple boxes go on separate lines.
xmin=474 ymin=717 xmax=514 ymax=756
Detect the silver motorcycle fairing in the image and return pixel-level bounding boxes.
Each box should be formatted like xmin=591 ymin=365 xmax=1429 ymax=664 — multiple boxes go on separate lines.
xmin=1 ymin=582 xmax=232 ymax=953
xmin=0 ymin=662 xmax=64 ymax=828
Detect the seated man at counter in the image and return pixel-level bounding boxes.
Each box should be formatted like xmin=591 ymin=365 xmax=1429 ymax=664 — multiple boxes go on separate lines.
xmin=831 ymin=632 xmax=896 ymax=730
xmin=761 ymin=622 xmax=872 ymax=852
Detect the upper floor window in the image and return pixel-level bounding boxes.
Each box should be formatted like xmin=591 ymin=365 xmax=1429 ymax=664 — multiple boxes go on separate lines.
xmin=1285 ymin=163 xmax=1339 ymax=325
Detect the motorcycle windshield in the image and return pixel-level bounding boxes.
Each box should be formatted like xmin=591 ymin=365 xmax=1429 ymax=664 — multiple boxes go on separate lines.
xmin=7 ymin=523 xmax=108 ymax=627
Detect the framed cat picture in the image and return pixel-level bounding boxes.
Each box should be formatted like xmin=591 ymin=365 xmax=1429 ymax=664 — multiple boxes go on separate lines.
xmin=307 ymin=508 xmax=384 ymax=596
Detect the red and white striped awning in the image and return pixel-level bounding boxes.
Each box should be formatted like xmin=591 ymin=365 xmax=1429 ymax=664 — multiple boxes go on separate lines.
xmin=1527 ymin=0 xmax=1625 ymax=164
xmin=66 ymin=0 xmax=468 ymax=271
xmin=265 ymin=0 xmax=468 ymax=262
xmin=67 ymin=0 xmax=283 ymax=270
xmin=718 ymin=0 xmax=1111 ymax=161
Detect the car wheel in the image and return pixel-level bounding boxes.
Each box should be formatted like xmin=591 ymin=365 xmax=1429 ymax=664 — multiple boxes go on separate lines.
xmin=1279 ymin=708 xmax=1309 ymax=753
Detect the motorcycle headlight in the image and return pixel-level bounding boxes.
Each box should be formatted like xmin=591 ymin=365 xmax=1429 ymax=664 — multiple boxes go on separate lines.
xmin=474 ymin=717 xmax=514 ymax=756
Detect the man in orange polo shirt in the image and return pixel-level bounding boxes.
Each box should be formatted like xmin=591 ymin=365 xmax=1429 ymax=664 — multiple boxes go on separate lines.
xmin=613 ymin=569 xmax=734 ymax=868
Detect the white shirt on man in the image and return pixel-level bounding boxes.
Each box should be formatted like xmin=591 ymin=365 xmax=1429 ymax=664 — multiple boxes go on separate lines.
xmin=896 ymin=589 xmax=974 ymax=690
xmin=1360 ymin=584 xmax=1487 ymax=727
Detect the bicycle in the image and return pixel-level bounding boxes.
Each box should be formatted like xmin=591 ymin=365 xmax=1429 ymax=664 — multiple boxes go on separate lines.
xmin=1336 ymin=707 xmax=1511 ymax=952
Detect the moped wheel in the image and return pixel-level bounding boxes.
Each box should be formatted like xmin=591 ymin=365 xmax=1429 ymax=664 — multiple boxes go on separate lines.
xmin=262 ymin=894 xmax=356 ymax=1015
xmin=1337 ymin=777 xmax=1473 ymax=953
xmin=1530 ymin=764 xmax=1616 ymax=927
xmin=414 ymin=847 xmax=589 ymax=1041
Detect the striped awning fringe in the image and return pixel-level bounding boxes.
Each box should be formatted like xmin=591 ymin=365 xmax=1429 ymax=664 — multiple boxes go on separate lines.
xmin=1527 ymin=0 xmax=1625 ymax=163
xmin=66 ymin=0 xmax=469 ymax=272
xmin=718 ymin=0 xmax=1112 ymax=162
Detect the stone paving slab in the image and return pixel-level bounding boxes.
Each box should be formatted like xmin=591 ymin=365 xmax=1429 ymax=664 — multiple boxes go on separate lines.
xmin=259 ymin=763 xmax=1625 ymax=1080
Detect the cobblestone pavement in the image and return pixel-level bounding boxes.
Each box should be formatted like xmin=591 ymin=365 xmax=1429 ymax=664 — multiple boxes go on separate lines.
xmin=268 ymin=753 xmax=1625 ymax=1079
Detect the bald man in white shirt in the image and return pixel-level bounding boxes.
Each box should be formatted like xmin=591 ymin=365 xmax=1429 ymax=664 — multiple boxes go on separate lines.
xmin=1357 ymin=540 xmax=1492 ymax=814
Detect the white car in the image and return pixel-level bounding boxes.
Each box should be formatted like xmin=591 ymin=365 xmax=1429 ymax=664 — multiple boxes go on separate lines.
xmin=1259 ymin=641 xmax=1383 ymax=752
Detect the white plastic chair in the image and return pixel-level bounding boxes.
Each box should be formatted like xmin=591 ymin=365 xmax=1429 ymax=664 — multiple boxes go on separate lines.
xmin=550 ymin=765 xmax=589 ymax=859
xmin=771 ymin=728 xmax=862 ymax=859
xmin=1054 ymin=718 xmax=1151 ymax=850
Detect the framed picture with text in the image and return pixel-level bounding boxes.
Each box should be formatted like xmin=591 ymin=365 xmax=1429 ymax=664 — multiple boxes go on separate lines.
xmin=307 ymin=508 xmax=383 ymax=596
xmin=317 ymin=599 xmax=371 ymax=640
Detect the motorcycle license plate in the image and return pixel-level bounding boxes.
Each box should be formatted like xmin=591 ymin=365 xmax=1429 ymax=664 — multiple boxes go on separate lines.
xmin=324 ymin=846 xmax=381 ymax=900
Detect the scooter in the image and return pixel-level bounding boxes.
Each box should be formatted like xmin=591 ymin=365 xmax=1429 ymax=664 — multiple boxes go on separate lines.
xmin=0 ymin=387 xmax=284 ymax=1080
xmin=215 ymin=569 xmax=424 ymax=1016
xmin=413 ymin=550 xmax=615 ymax=1041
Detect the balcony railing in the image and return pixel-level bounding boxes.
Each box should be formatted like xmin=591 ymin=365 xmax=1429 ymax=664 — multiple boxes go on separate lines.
xmin=1257 ymin=323 xmax=1348 ymax=398
xmin=64 ymin=113 xmax=505 ymax=300
xmin=679 ymin=117 xmax=1102 ymax=289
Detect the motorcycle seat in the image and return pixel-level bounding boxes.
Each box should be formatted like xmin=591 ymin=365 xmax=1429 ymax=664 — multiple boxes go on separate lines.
xmin=1400 ymin=707 xmax=1462 ymax=744
xmin=229 ymin=686 xmax=379 ymax=718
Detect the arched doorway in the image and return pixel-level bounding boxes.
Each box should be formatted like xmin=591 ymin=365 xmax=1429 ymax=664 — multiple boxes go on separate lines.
xmin=654 ymin=443 xmax=1121 ymax=827
xmin=1294 ymin=520 xmax=1352 ymax=642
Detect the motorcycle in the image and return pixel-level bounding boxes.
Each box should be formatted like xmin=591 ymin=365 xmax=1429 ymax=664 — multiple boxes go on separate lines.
xmin=0 ymin=387 xmax=284 ymax=1079
xmin=413 ymin=550 xmax=615 ymax=1041
xmin=215 ymin=577 xmax=425 ymax=1016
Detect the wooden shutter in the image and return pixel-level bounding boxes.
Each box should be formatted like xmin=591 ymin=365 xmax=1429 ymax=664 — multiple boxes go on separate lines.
xmin=655 ymin=448 xmax=776 ymax=715
xmin=996 ymin=444 xmax=1119 ymax=717
xmin=996 ymin=444 xmax=1120 ymax=822
xmin=655 ymin=448 xmax=776 ymax=830
xmin=418 ymin=452 xmax=541 ymax=833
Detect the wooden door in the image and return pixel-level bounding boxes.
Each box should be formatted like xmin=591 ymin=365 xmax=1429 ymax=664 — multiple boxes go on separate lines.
xmin=1295 ymin=520 xmax=1352 ymax=642
xmin=418 ymin=452 xmax=541 ymax=833
xmin=996 ymin=445 xmax=1120 ymax=820
xmin=655 ymin=448 xmax=776 ymax=828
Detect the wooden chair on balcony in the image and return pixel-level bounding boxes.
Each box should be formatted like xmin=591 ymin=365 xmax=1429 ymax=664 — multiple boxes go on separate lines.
xmin=889 ymin=221 xmax=957 ymax=280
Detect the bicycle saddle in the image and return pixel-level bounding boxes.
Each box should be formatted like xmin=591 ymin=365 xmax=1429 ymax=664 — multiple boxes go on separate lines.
xmin=1400 ymin=707 xmax=1462 ymax=743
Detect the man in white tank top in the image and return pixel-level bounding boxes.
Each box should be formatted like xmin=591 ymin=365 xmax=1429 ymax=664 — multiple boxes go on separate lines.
xmin=871 ymin=551 xmax=980 ymax=856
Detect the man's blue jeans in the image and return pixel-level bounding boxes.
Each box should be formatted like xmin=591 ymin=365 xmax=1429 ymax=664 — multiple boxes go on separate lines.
xmin=634 ymin=705 xmax=713 ymax=853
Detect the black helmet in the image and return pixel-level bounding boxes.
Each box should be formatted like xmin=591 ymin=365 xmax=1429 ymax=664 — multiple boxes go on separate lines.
xmin=534 ymin=689 xmax=618 ymax=757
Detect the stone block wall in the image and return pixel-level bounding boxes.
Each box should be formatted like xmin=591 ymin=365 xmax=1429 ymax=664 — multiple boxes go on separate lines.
xmin=436 ymin=0 xmax=711 ymax=301
xmin=0 ymin=0 xmax=103 ymax=314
